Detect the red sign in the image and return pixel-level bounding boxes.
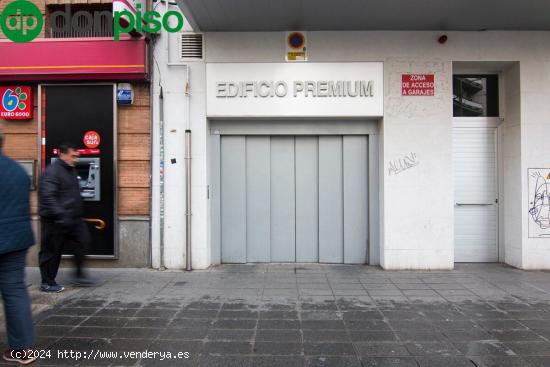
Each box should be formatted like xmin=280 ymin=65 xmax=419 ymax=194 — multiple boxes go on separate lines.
xmin=53 ymin=148 xmax=100 ymax=155
xmin=0 ymin=86 xmax=33 ymax=120
xmin=402 ymin=74 xmax=435 ymax=96
xmin=83 ymin=131 xmax=101 ymax=149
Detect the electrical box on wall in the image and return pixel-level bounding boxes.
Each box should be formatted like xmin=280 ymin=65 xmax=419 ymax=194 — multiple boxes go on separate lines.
xmin=286 ymin=31 xmax=307 ymax=62
xmin=116 ymin=83 xmax=134 ymax=105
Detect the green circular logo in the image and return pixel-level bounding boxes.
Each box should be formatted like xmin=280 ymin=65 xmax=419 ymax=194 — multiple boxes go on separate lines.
xmin=0 ymin=0 xmax=43 ymax=43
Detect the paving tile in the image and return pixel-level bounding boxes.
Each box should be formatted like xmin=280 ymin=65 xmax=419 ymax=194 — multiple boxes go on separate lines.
xmin=469 ymin=355 xmax=535 ymax=367
xmin=260 ymin=311 xmax=299 ymax=319
xmin=345 ymin=319 xmax=392 ymax=331
xmin=203 ymin=341 xmax=252 ymax=355
xmin=523 ymin=356 xmax=550 ymax=367
xmin=169 ymin=318 xmax=214 ymax=329
xmin=360 ymin=357 xmax=418 ymax=367
xmin=303 ymin=330 xmax=350 ymax=342
xmin=81 ymin=316 xmax=130 ymax=328
xmin=38 ymin=315 xmax=86 ymax=326
xmin=301 ymin=320 xmax=345 ymax=330
xmin=258 ymin=319 xmax=300 ymax=329
xmin=93 ymin=307 xmax=137 ymax=317
xmin=394 ymin=330 xmax=448 ymax=342
xmin=453 ymin=341 xmax=515 ymax=356
xmin=249 ymin=356 xmax=306 ymax=367
xmin=354 ymin=342 xmax=410 ymax=357
xmin=477 ymin=320 xmax=528 ymax=331
xmin=503 ymin=341 xmax=550 ymax=356
xmin=159 ymin=327 xmax=209 ymax=340
xmin=175 ymin=309 xmax=219 ymax=318
xmin=255 ymin=330 xmax=302 ymax=342
xmin=134 ymin=308 xmax=178 ymax=318
xmin=303 ymin=342 xmax=356 ymax=356
xmin=306 ymin=356 xmax=362 ymax=367
xmin=253 ymin=342 xmax=303 ymax=355
xmin=66 ymin=326 xmax=118 ymax=338
xmin=114 ymin=327 xmax=164 ymax=339
xmin=196 ymin=355 xmax=251 ymax=367
xmin=300 ymin=311 xmax=341 ymax=320
xmin=489 ymin=330 xmax=546 ymax=342
xmin=124 ymin=317 xmax=170 ymax=328
xmin=414 ymin=356 xmax=475 ymax=367
xmin=212 ymin=320 xmax=258 ymax=331
xmin=349 ymin=331 xmax=398 ymax=342
xmin=404 ymin=341 xmax=461 ymax=356
xmin=207 ymin=329 xmax=254 ymax=342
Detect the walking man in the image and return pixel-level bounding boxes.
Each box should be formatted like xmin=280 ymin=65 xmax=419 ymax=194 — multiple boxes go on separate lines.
xmin=0 ymin=130 xmax=37 ymax=365
xmin=38 ymin=143 xmax=97 ymax=292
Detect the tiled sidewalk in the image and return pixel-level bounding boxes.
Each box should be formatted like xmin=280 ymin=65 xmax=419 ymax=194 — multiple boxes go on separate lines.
xmin=1 ymin=263 xmax=550 ymax=366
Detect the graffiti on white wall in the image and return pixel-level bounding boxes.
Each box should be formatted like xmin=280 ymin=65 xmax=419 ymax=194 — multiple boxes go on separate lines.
xmin=388 ymin=152 xmax=419 ymax=176
xmin=528 ymin=168 xmax=550 ymax=238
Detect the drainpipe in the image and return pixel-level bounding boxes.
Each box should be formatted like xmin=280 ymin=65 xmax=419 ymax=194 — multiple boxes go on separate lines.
xmin=184 ymin=68 xmax=192 ymax=271
xmin=159 ymin=86 xmax=166 ymax=270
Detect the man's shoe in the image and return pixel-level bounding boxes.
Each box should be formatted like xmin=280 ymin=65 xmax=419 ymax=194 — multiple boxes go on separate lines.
xmin=3 ymin=349 xmax=37 ymax=365
xmin=40 ymin=283 xmax=64 ymax=293
xmin=70 ymin=276 xmax=99 ymax=287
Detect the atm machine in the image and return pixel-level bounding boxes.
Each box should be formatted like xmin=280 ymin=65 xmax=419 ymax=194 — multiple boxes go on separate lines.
xmin=42 ymin=84 xmax=116 ymax=258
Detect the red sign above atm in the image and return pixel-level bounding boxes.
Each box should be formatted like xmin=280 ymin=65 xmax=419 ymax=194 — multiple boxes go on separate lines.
xmin=402 ymin=74 xmax=435 ymax=96
xmin=0 ymin=86 xmax=33 ymax=120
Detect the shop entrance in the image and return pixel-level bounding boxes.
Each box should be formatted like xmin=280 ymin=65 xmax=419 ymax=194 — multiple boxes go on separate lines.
xmin=218 ymin=134 xmax=369 ymax=264
xmin=41 ymin=84 xmax=117 ymax=257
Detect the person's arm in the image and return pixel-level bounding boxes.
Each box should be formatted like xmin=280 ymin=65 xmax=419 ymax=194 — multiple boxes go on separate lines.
xmin=38 ymin=168 xmax=64 ymax=221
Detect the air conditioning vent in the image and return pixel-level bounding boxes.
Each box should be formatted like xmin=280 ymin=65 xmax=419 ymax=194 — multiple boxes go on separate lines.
xmin=180 ymin=33 xmax=204 ymax=60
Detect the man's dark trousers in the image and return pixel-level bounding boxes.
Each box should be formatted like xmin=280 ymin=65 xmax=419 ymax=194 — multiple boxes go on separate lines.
xmin=0 ymin=249 xmax=33 ymax=350
xmin=39 ymin=220 xmax=89 ymax=286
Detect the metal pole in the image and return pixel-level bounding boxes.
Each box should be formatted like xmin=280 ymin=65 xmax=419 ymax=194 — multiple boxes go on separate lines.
xmin=185 ymin=129 xmax=192 ymax=271
xmin=159 ymin=87 xmax=166 ymax=270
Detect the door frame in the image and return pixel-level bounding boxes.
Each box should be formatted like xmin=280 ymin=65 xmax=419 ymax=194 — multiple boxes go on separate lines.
xmin=208 ymin=119 xmax=380 ymax=265
xmin=38 ymin=83 xmax=119 ymax=260
xmin=452 ymin=117 xmax=502 ymax=262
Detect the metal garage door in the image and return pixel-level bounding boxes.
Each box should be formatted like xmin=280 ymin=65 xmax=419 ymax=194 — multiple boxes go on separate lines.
xmin=220 ymin=135 xmax=369 ymax=264
xmin=453 ymin=127 xmax=498 ymax=262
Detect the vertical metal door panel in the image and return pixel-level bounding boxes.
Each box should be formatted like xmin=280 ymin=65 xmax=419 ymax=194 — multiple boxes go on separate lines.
xmin=270 ymin=136 xmax=296 ymax=262
xmin=453 ymin=127 xmax=498 ymax=262
xmin=246 ymin=136 xmax=271 ymax=262
xmin=343 ymin=136 xmax=369 ymax=264
xmin=295 ymin=136 xmax=319 ymax=262
xmin=221 ymin=136 xmax=247 ymax=263
xmin=318 ymin=136 xmax=344 ymax=263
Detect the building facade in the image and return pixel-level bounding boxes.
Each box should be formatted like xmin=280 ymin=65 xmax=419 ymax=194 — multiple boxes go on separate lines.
xmin=0 ymin=0 xmax=151 ymax=267
xmin=151 ymin=4 xmax=550 ymax=270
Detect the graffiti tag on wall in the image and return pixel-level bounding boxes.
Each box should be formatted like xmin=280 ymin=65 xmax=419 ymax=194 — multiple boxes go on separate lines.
xmin=388 ymin=152 xmax=419 ymax=176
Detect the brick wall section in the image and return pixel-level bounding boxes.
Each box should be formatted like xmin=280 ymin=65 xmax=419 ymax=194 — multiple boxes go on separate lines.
xmin=0 ymin=83 xmax=151 ymax=217
xmin=118 ymin=83 xmax=151 ymax=215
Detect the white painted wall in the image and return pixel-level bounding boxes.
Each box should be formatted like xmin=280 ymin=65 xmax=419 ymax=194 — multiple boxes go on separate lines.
xmin=154 ymin=29 xmax=550 ymax=270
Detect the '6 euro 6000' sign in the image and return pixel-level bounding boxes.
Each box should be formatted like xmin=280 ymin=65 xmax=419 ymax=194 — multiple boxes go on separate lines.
xmin=0 ymin=86 xmax=33 ymax=120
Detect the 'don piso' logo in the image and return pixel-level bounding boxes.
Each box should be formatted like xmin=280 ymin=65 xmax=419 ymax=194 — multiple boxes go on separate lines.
xmin=0 ymin=0 xmax=43 ymax=43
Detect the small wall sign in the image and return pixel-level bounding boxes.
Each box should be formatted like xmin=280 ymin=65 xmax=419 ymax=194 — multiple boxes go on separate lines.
xmin=0 ymin=86 xmax=33 ymax=119
xmin=402 ymin=74 xmax=435 ymax=96
xmin=83 ymin=131 xmax=101 ymax=149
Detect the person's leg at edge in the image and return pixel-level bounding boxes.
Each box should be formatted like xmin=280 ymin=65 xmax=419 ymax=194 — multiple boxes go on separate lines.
xmin=0 ymin=249 xmax=34 ymax=351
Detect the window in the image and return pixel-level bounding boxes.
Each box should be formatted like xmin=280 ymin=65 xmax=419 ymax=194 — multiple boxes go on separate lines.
xmin=453 ymin=75 xmax=499 ymax=117
xmin=47 ymin=5 xmax=113 ymax=38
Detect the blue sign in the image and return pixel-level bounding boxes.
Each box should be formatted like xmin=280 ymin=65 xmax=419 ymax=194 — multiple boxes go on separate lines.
xmin=117 ymin=88 xmax=133 ymax=105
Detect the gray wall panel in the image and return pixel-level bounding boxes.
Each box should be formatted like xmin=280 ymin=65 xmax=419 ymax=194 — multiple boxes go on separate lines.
xmin=295 ymin=137 xmax=319 ymax=262
xmin=343 ymin=136 xmax=369 ymax=264
xmin=270 ymin=136 xmax=296 ymax=262
xmin=246 ymin=136 xmax=271 ymax=262
xmin=221 ymin=136 xmax=247 ymax=263
xmin=319 ymin=136 xmax=344 ymax=263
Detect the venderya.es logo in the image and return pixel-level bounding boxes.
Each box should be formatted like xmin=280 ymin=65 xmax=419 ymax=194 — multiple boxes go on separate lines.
xmin=0 ymin=0 xmax=184 ymax=42
xmin=0 ymin=0 xmax=43 ymax=43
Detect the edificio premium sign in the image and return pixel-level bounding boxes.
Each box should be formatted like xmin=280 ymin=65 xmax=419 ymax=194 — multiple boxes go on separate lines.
xmin=207 ymin=62 xmax=383 ymax=117
xmin=216 ymin=80 xmax=374 ymax=98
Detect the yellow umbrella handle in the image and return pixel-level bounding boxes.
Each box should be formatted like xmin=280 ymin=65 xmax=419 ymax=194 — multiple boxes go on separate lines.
xmin=84 ymin=218 xmax=106 ymax=230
